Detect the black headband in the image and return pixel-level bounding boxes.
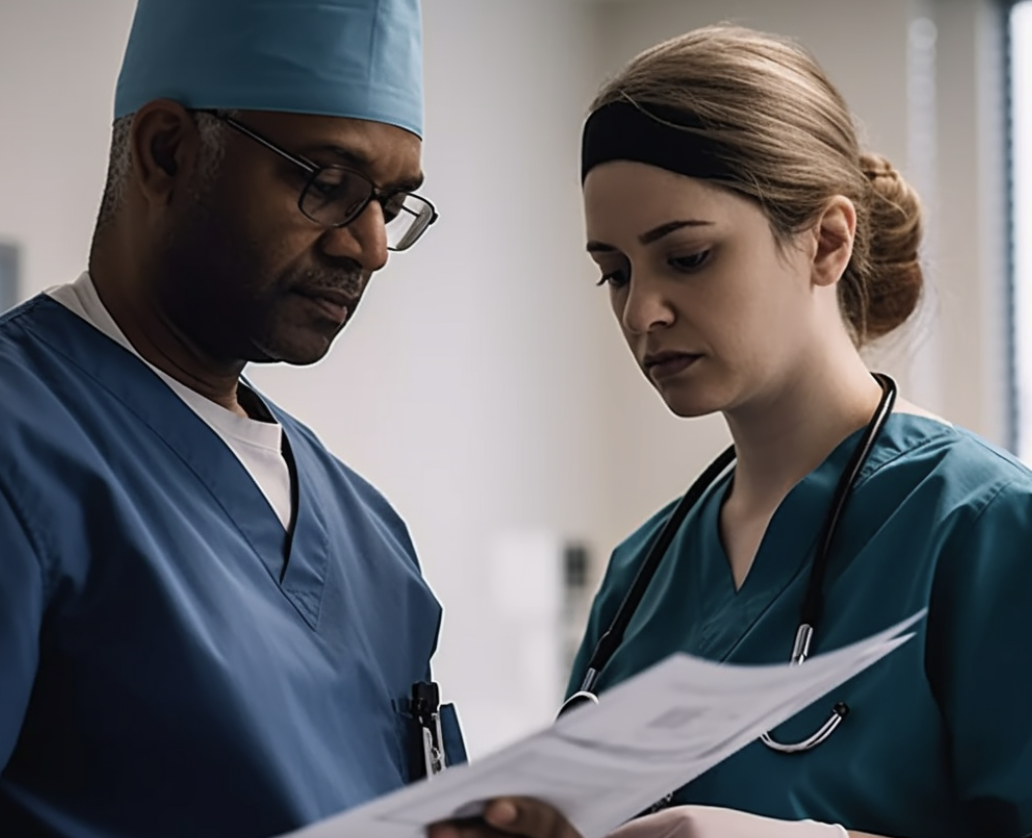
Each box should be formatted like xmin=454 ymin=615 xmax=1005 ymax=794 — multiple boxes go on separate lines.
xmin=580 ymin=99 xmax=737 ymax=184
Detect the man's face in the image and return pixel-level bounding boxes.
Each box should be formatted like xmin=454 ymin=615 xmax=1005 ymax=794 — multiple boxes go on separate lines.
xmin=154 ymin=110 xmax=424 ymax=366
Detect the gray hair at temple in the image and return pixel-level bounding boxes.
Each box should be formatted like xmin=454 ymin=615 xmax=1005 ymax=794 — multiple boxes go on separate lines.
xmin=95 ymin=110 xmax=237 ymax=231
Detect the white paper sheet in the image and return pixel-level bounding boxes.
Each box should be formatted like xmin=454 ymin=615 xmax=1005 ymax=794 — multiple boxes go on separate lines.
xmin=279 ymin=611 xmax=924 ymax=838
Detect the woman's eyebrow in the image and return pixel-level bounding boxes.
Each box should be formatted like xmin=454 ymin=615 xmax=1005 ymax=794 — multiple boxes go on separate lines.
xmin=587 ymin=218 xmax=715 ymax=252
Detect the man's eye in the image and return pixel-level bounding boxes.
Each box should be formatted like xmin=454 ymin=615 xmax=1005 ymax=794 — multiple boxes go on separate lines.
xmin=310 ymin=176 xmax=346 ymax=198
xmin=380 ymin=193 xmax=408 ymax=223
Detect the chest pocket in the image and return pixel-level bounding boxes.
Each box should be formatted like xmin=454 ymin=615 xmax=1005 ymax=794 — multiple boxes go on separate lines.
xmin=393 ymin=700 xmax=468 ymax=783
xmin=440 ymin=704 xmax=467 ymax=766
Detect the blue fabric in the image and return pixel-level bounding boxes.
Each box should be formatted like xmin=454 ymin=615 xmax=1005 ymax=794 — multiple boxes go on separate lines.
xmin=0 ymin=296 xmax=462 ymax=837
xmin=567 ymin=417 xmax=1032 ymax=838
xmin=115 ymin=0 xmax=424 ymax=137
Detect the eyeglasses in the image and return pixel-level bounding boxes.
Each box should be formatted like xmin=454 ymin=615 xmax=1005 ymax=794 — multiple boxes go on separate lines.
xmin=202 ymin=112 xmax=438 ymax=252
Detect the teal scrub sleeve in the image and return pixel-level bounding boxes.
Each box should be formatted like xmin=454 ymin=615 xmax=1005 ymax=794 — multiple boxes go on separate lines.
xmin=0 ymin=479 xmax=45 ymax=771
xmin=927 ymin=480 xmax=1032 ymax=837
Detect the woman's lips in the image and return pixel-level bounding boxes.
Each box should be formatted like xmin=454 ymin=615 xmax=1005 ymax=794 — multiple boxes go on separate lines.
xmin=644 ymin=352 xmax=700 ymax=381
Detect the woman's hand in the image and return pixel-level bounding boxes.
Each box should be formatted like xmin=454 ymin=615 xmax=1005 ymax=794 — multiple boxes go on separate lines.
xmin=606 ymin=806 xmax=849 ymax=838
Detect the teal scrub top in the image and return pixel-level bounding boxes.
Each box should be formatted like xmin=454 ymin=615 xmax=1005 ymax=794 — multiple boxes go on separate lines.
xmin=567 ymin=415 xmax=1032 ymax=838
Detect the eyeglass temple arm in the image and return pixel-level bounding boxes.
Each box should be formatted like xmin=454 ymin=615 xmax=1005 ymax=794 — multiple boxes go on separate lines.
xmin=210 ymin=113 xmax=318 ymax=174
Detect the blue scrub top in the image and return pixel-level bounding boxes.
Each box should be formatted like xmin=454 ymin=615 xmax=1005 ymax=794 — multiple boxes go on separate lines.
xmin=0 ymin=297 xmax=465 ymax=838
xmin=568 ymin=415 xmax=1032 ymax=838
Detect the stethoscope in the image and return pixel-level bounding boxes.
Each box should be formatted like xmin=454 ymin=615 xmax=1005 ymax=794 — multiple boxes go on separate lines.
xmin=558 ymin=372 xmax=898 ymax=756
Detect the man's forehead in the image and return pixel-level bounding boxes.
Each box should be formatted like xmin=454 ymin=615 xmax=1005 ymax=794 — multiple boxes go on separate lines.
xmin=243 ymin=110 xmax=424 ymax=187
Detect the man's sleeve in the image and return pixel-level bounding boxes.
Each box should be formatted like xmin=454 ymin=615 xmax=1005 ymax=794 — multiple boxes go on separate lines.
xmin=0 ymin=479 xmax=45 ymax=772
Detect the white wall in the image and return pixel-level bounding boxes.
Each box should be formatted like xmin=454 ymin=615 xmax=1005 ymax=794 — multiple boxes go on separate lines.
xmin=932 ymin=0 xmax=1011 ymax=444
xmin=0 ymin=0 xmax=1014 ymax=758
xmin=0 ymin=0 xmax=136 ymax=295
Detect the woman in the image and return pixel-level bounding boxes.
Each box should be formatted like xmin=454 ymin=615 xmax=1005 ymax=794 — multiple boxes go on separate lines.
xmin=567 ymin=25 xmax=1032 ymax=838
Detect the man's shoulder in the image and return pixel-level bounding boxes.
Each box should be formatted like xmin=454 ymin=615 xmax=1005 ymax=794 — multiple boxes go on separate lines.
xmin=0 ymin=294 xmax=54 ymax=349
xmin=270 ymin=405 xmax=417 ymax=548
xmin=0 ymin=296 xmax=79 ymax=421
xmin=272 ymin=407 xmax=365 ymax=482
xmin=0 ymin=294 xmax=89 ymax=377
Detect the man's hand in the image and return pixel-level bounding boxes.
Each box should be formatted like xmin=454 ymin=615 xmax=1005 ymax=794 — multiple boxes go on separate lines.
xmin=427 ymin=797 xmax=582 ymax=838
xmin=605 ymin=806 xmax=849 ymax=838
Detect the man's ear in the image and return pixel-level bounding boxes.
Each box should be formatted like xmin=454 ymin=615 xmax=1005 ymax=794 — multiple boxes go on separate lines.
xmin=128 ymin=99 xmax=202 ymax=210
xmin=811 ymin=195 xmax=857 ymax=288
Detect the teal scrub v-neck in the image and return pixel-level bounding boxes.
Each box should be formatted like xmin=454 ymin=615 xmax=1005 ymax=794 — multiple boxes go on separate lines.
xmin=568 ymin=415 xmax=1032 ymax=838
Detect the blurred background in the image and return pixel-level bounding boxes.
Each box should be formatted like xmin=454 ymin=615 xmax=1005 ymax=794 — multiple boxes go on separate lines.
xmin=1 ymin=0 xmax=1030 ymax=758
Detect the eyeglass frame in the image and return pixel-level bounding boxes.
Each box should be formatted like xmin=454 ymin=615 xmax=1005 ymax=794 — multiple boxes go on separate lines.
xmin=195 ymin=110 xmax=439 ymax=252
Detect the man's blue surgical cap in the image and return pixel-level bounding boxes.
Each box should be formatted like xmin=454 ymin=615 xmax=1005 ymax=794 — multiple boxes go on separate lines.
xmin=114 ymin=0 xmax=424 ymax=138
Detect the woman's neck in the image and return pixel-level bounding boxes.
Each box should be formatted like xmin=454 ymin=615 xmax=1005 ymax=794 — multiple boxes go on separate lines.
xmin=723 ymin=354 xmax=884 ymax=514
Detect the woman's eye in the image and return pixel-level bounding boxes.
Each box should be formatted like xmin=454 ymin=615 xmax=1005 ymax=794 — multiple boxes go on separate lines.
xmin=669 ymin=250 xmax=711 ymax=272
xmin=595 ymin=269 xmax=630 ymax=289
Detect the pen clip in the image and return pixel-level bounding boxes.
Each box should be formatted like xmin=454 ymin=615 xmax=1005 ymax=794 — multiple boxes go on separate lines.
xmin=412 ymin=681 xmax=445 ymax=778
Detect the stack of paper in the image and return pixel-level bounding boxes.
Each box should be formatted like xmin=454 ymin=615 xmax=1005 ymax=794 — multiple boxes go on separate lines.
xmin=280 ymin=612 xmax=924 ymax=838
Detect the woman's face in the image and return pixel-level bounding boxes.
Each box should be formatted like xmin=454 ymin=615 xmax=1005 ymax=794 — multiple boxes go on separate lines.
xmin=583 ymin=161 xmax=821 ymax=418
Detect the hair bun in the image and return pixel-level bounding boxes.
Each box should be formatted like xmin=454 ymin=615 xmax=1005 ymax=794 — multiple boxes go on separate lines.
xmin=861 ymin=153 xmax=896 ymax=181
xmin=857 ymin=152 xmax=924 ymax=340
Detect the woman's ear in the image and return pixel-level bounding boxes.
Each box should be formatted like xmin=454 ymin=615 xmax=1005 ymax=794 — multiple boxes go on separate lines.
xmin=811 ymin=195 xmax=857 ymax=288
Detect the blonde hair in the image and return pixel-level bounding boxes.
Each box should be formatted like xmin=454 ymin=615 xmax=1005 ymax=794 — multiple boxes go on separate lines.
xmin=590 ymin=25 xmax=923 ymax=345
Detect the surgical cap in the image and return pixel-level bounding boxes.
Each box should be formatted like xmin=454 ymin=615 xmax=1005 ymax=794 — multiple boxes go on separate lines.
xmin=114 ymin=0 xmax=424 ymax=138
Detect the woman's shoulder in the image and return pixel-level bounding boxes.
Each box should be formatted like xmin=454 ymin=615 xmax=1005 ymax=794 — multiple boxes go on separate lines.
xmin=606 ymin=495 xmax=686 ymax=580
xmin=863 ymin=412 xmax=1032 ymax=500
xmin=607 ymin=463 xmax=731 ymax=582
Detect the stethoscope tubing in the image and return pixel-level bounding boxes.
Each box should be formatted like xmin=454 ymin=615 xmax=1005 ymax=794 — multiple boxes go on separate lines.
xmin=560 ymin=373 xmax=898 ymax=758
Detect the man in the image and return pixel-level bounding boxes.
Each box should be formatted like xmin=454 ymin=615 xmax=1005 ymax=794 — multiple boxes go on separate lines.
xmin=0 ymin=2 xmax=577 ymax=837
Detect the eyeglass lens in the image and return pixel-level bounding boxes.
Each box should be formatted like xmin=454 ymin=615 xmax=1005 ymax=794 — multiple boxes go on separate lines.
xmin=301 ymin=169 xmax=433 ymax=251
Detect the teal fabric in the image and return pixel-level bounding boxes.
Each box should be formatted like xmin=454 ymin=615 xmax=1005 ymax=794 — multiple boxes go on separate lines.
xmin=115 ymin=0 xmax=424 ymax=137
xmin=567 ymin=416 xmax=1032 ymax=838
